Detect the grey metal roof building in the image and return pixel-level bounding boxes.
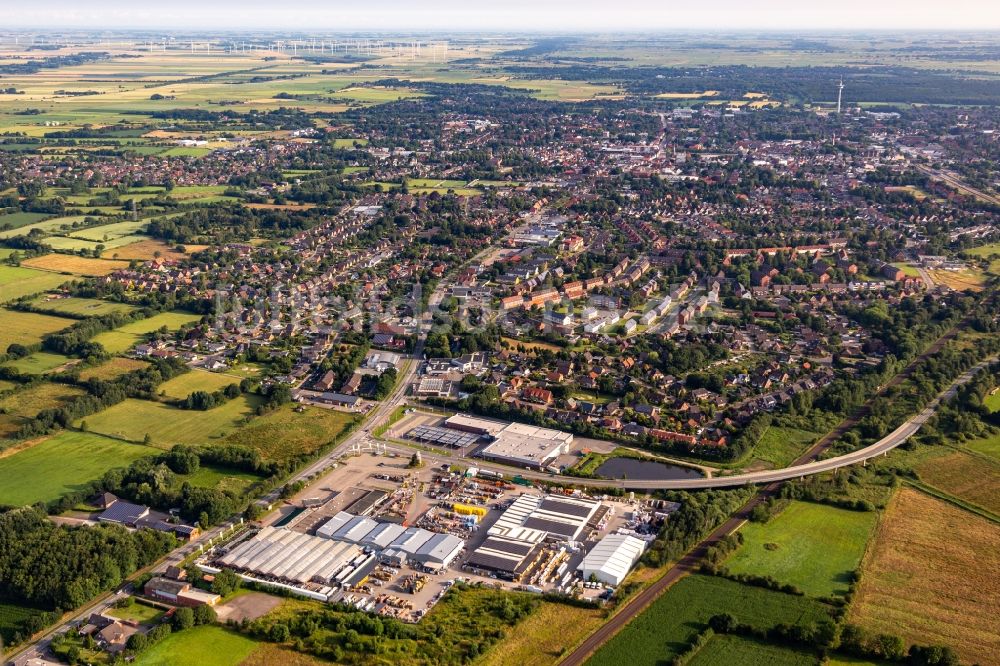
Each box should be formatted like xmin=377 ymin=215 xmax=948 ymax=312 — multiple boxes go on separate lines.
xmin=333 ymin=515 xmax=379 ymax=543
xmin=97 ymin=500 xmax=150 ymax=527
xmin=316 ymin=511 xmax=353 ymax=540
xmin=359 ymin=522 xmax=407 ymax=549
xmin=466 ymin=535 xmax=542 ymax=579
xmin=216 ymin=527 xmax=365 ymax=586
xmin=413 ymin=533 xmax=464 ymax=568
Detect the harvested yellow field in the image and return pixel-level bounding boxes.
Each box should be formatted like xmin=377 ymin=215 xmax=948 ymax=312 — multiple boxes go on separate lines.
xmin=654 ymin=90 xmax=719 ymax=99
xmin=77 ymin=357 xmax=150 ymax=382
xmin=929 ymin=268 xmax=987 ymax=292
xmin=849 ymin=488 xmax=1000 ymax=664
xmin=21 ymin=254 xmax=129 ymax=276
xmin=102 ymin=239 xmax=190 ymax=261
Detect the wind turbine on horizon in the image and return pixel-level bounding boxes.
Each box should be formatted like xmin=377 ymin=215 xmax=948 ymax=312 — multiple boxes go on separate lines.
xmin=837 ymin=77 xmax=845 ymax=114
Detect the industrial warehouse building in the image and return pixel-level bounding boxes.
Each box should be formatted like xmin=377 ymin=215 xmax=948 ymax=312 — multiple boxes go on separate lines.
xmin=466 ymin=493 xmax=604 ymax=580
xmin=213 ymin=526 xmax=376 ymax=596
xmin=316 ymin=512 xmax=465 ymax=570
xmin=439 ymin=414 xmax=574 ymax=470
xmin=577 ymin=534 xmax=646 ymax=586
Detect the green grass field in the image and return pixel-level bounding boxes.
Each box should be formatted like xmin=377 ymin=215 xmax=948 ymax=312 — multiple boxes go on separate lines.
xmin=0 ymin=266 xmax=70 ymax=303
xmin=1 ymin=351 xmax=73 ymax=375
xmin=105 ymin=597 xmax=166 ymax=625
xmin=965 ymin=431 xmax=1000 ymax=461
xmin=181 ymin=464 xmax=262 ymax=494
xmin=0 ymin=211 xmax=51 ymax=230
xmin=984 ymin=389 xmax=1000 ymax=413
xmin=133 ymin=625 xmax=259 ymax=666
xmin=0 ymin=431 xmax=157 ymax=506
xmin=0 ymin=215 xmax=91 ymax=239
xmin=156 ymin=369 xmax=243 ymax=401
xmin=588 ymin=574 xmax=833 ymax=666
xmin=751 ymin=426 xmax=819 ymax=468
xmin=78 ymin=395 xmax=261 ymax=447
xmin=221 ymin=404 xmax=358 ymax=463
xmin=725 ymin=501 xmax=877 ymax=598
xmin=0 ymin=382 xmax=85 ymax=438
xmin=28 ymin=295 xmax=136 ymax=317
xmin=0 ymin=309 xmax=73 ymax=350
xmin=689 ymin=635 xmax=817 ymax=666
xmin=91 ymin=311 xmax=202 ymax=353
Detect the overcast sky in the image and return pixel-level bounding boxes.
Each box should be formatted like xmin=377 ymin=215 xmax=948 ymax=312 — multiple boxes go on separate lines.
xmin=6 ymin=0 xmax=1000 ymax=32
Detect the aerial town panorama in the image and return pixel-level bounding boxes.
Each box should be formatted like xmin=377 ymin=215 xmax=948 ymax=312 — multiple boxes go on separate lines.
xmin=0 ymin=6 xmax=999 ymax=666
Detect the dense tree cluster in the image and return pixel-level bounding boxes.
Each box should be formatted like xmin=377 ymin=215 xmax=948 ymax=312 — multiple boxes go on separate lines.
xmin=0 ymin=507 xmax=174 ymax=611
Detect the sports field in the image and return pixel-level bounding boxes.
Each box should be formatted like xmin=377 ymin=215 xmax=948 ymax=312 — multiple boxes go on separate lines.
xmin=20 ymin=254 xmax=130 ymax=277
xmin=90 ymin=311 xmax=202 ymax=353
xmin=0 ymin=265 xmax=69 ymax=303
xmin=0 ymin=309 xmax=73 ymax=351
xmin=78 ymin=395 xmax=261 ymax=447
xmin=0 ymin=431 xmax=157 ymax=506
xmin=724 ymin=501 xmax=876 ymax=598
xmin=587 ymin=574 xmax=832 ymax=666
xmin=848 ymin=488 xmax=1000 ymax=664
xmin=156 ymin=369 xmax=243 ymax=401
xmin=133 ymin=625 xmax=258 ymax=666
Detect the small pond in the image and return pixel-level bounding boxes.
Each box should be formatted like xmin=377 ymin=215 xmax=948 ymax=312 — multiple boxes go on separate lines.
xmin=594 ymin=456 xmax=703 ymax=481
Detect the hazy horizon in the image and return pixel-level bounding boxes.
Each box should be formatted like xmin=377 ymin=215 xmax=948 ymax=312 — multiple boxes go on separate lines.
xmin=5 ymin=0 xmax=1000 ymax=32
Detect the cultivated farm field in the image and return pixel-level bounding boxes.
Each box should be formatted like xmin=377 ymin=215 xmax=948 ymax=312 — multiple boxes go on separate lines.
xmin=848 ymin=488 xmax=1000 ymax=664
xmin=20 ymin=254 xmax=130 ymax=277
xmin=723 ymin=500 xmax=877 ymax=598
xmin=0 ymin=265 xmax=69 ymax=303
xmin=688 ymin=635 xmax=817 ymax=666
xmin=587 ymin=574 xmax=833 ymax=666
xmin=915 ymin=450 xmax=1000 ymax=515
xmin=0 ymin=599 xmax=39 ymax=644
xmin=0 ymin=430 xmax=157 ymax=506
xmin=0 ymin=309 xmax=73 ymax=351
